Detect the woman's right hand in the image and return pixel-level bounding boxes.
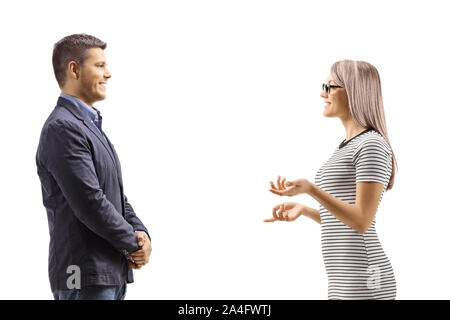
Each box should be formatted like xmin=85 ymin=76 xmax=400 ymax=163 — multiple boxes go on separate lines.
xmin=264 ymin=202 xmax=305 ymax=222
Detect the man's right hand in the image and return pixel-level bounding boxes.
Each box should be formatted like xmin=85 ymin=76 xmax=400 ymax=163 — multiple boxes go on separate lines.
xmin=129 ymin=232 xmax=152 ymax=269
xmin=128 ymin=261 xmax=142 ymax=270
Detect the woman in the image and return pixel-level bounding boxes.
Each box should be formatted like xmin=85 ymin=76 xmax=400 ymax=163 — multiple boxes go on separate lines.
xmin=266 ymin=60 xmax=398 ymax=300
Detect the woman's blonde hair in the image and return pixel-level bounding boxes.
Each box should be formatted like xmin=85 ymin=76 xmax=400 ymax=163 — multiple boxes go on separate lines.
xmin=330 ymin=60 xmax=397 ymax=190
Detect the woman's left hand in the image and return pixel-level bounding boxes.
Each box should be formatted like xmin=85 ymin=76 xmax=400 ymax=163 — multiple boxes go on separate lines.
xmin=269 ymin=176 xmax=313 ymax=197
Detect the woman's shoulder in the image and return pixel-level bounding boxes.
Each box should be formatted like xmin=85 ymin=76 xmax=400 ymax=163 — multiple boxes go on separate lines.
xmin=353 ymin=129 xmax=392 ymax=156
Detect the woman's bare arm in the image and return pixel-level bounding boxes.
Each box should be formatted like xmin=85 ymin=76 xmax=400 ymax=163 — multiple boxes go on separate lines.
xmin=302 ymin=206 xmax=321 ymax=224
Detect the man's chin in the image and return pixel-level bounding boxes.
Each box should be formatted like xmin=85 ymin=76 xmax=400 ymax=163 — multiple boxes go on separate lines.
xmin=95 ymin=93 xmax=107 ymax=102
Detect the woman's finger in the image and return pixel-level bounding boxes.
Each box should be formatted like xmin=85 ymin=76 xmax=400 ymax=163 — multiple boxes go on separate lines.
xmin=272 ymin=205 xmax=281 ymax=220
xmin=273 ymin=203 xmax=282 ymax=211
xmin=264 ymin=218 xmax=275 ymax=222
xmin=273 ymin=206 xmax=279 ymax=220
xmin=269 ymin=189 xmax=282 ymax=196
xmin=276 ymin=208 xmax=281 ymax=220
xmin=279 ymin=206 xmax=285 ymax=220
xmin=277 ymin=204 xmax=283 ymax=220
xmin=281 ymin=177 xmax=286 ymax=190
xmin=277 ymin=176 xmax=282 ymax=189
xmin=270 ymin=181 xmax=277 ymax=190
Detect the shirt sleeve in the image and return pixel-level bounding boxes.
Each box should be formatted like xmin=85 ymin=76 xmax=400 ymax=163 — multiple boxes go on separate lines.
xmin=352 ymin=135 xmax=392 ymax=185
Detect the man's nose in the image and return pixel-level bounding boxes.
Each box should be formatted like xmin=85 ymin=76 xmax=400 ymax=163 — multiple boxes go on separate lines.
xmin=104 ymin=68 xmax=112 ymax=78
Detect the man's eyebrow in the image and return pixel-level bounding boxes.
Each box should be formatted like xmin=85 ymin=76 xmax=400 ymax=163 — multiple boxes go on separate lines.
xmin=96 ymin=61 xmax=107 ymax=65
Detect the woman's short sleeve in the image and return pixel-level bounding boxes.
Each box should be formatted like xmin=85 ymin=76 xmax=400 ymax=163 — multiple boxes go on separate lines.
xmin=352 ymin=136 xmax=392 ymax=185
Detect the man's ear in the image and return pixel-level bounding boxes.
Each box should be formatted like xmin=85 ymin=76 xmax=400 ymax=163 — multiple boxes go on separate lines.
xmin=67 ymin=61 xmax=80 ymax=80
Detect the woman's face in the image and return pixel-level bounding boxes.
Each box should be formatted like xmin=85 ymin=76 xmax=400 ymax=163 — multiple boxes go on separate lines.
xmin=320 ymin=74 xmax=349 ymax=119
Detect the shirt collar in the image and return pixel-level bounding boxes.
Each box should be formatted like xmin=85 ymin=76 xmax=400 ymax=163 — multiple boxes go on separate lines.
xmin=59 ymin=93 xmax=99 ymax=123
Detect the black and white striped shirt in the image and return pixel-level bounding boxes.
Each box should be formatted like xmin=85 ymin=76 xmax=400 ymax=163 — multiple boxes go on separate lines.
xmin=314 ymin=128 xmax=396 ymax=300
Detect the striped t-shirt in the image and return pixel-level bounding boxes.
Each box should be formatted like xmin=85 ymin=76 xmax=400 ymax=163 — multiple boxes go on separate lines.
xmin=314 ymin=128 xmax=396 ymax=300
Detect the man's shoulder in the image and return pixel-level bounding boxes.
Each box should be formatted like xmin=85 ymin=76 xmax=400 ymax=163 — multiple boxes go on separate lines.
xmin=37 ymin=108 xmax=82 ymax=164
xmin=43 ymin=103 xmax=83 ymax=131
xmin=43 ymin=115 xmax=79 ymax=133
xmin=39 ymin=108 xmax=88 ymax=146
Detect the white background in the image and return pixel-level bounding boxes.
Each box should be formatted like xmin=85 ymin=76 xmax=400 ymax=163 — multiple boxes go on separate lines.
xmin=0 ymin=0 xmax=449 ymax=300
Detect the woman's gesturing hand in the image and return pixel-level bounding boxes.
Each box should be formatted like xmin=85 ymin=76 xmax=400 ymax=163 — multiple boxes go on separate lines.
xmin=269 ymin=176 xmax=313 ymax=197
xmin=264 ymin=202 xmax=305 ymax=222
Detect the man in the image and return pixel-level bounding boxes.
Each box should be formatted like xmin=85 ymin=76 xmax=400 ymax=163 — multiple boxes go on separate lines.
xmin=36 ymin=34 xmax=152 ymax=300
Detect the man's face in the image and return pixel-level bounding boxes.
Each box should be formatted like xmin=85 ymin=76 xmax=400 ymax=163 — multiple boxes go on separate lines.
xmin=77 ymin=47 xmax=111 ymax=105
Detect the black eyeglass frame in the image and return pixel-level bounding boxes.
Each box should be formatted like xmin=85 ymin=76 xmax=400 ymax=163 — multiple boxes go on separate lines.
xmin=322 ymin=83 xmax=343 ymax=94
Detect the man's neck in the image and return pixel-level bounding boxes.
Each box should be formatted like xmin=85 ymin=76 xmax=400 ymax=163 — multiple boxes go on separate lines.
xmin=61 ymin=90 xmax=94 ymax=108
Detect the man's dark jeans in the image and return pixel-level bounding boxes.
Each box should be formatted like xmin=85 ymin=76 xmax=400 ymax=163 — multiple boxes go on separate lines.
xmin=52 ymin=284 xmax=127 ymax=300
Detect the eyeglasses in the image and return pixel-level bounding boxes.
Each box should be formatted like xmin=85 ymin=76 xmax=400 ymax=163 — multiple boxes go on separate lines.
xmin=322 ymin=83 xmax=342 ymax=94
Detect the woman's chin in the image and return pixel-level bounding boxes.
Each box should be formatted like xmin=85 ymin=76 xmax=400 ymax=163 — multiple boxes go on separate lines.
xmin=323 ymin=110 xmax=333 ymax=117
